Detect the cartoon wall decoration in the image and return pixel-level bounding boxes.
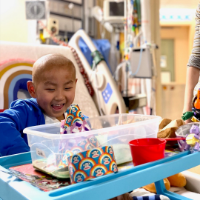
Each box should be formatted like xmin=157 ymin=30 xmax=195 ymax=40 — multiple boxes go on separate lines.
xmin=0 ymin=59 xmax=34 ymax=109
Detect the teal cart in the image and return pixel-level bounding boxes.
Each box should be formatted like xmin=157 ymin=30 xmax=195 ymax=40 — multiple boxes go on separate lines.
xmin=0 ymin=151 xmax=199 ymax=200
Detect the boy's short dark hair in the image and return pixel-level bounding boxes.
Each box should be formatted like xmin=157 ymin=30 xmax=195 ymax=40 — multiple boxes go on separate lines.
xmin=32 ymin=54 xmax=76 ymax=86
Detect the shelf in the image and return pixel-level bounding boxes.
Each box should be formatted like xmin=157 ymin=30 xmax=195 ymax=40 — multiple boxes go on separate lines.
xmin=123 ymin=94 xmax=147 ymax=110
xmin=50 ymin=12 xmax=82 ymax=21
xmin=55 ymin=0 xmax=83 ymax=7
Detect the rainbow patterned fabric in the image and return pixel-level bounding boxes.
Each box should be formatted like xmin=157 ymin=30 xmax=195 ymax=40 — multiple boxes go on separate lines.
xmin=67 ymin=146 xmax=118 ymax=184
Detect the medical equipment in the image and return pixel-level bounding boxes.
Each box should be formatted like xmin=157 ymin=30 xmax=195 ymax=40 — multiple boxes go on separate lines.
xmin=103 ymin=0 xmax=124 ymax=24
xmin=69 ymin=29 xmax=126 ymax=115
xmin=43 ymin=18 xmax=59 ymax=38
xmin=91 ymin=6 xmax=113 ymax=39
xmin=129 ymin=47 xmax=153 ymax=78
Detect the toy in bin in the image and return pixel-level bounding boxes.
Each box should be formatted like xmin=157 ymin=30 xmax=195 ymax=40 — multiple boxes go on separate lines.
xmin=60 ymin=104 xmax=91 ymax=134
xmin=33 ymin=104 xmax=94 ymax=179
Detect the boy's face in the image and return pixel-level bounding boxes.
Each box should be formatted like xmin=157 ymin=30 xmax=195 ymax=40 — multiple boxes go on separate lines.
xmin=29 ymin=66 xmax=77 ymax=121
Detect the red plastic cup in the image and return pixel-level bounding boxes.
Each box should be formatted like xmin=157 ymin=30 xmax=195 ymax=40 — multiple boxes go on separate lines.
xmin=129 ymin=138 xmax=166 ymax=166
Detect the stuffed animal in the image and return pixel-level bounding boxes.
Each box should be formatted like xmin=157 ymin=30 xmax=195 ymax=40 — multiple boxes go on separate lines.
xmin=143 ymin=174 xmax=186 ymax=193
xmin=157 ymin=118 xmax=185 ymax=138
xmin=143 ymin=118 xmax=187 ymax=193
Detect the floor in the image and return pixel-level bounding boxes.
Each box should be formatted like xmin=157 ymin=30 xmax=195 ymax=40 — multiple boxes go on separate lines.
xmin=188 ymin=165 xmax=200 ymax=175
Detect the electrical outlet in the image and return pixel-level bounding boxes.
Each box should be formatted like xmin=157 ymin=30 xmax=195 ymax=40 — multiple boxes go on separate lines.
xmin=43 ymin=18 xmax=59 ymax=38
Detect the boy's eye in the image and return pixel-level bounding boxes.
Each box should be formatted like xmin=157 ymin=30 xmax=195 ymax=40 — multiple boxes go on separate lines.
xmin=65 ymin=87 xmax=72 ymax=90
xmin=46 ymin=89 xmax=55 ymax=91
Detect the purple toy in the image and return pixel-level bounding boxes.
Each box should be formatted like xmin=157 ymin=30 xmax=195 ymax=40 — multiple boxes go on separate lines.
xmin=190 ymin=124 xmax=200 ymax=140
xmin=187 ymin=125 xmax=200 ymax=151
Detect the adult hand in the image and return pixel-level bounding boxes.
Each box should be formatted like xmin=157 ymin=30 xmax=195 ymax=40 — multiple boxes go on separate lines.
xmin=184 ymin=118 xmax=192 ymax=124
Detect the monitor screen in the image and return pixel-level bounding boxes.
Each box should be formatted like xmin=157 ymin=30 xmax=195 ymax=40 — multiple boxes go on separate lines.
xmin=109 ymin=2 xmax=124 ymax=17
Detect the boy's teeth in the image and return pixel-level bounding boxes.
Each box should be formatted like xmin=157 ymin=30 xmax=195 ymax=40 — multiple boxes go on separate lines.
xmin=53 ymin=104 xmax=64 ymax=106
xmin=52 ymin=104 xmax=63 ymax=110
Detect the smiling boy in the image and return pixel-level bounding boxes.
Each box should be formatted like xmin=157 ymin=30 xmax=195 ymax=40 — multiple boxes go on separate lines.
xmin=0 ymin=54 xmax=77 ymax=156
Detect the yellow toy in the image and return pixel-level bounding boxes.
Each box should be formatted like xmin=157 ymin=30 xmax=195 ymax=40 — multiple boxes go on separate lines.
xmin=186 ymin=134 xmax=200 ymax=146
xmin=184 ymin=124 xmax=200 ymax=151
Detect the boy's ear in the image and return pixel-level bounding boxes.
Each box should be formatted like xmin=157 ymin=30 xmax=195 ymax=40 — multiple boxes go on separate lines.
xmin=27 ymin=81 xmax=36 ymax=98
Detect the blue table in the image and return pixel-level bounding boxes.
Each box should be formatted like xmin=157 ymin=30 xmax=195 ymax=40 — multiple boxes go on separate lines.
xmin=0 ymin=151 xmax=199 ymax=200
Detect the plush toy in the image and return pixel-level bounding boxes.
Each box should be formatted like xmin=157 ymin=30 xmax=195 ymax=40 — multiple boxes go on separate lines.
xmin=142 ymin=174 xmax=186 ymax=193
xmin=185 ymin=124 xmax=200 ymax=152
xmin=143 ymin=178 xmax=170 ymax=193
xmin=143 ymin=118 xmax=187 ymax=193
xmin=157 ymin=118 xmax=185 ymax=138
xmin=167 ymin=173 xmax=186 ymax=187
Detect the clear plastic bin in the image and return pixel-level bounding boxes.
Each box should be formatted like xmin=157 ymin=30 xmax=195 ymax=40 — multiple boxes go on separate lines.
xmin=23 ymin=114 xmax=161 ymax=177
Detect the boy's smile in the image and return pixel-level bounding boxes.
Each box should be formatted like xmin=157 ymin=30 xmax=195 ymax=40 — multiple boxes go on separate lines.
xmin=51 ymin=103 xmax=65 ymax=111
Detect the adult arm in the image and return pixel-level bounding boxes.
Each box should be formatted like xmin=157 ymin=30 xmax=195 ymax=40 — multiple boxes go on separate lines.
xmin=183 ymin=67 xmax=199 ymax=113
xmin=183 ymin=4 xmax=200 ymax=121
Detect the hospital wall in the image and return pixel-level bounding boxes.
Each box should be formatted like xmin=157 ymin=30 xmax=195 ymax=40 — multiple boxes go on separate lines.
xmin=160 ymin=16 xmax=196 ymax=84
xmin=160 ymin=19 xmax=196 ymax=119
xmin=0 ymin=0 xmax=29 ymax=43
xmin=160 ymin=26 xmax=189 ymax=84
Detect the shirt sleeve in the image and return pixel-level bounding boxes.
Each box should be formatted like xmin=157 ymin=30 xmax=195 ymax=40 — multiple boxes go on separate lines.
xmin=187 ymin=3 xmax=200 ymax=69
xmin=0 ymin=102 xmax=30 ymax=156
